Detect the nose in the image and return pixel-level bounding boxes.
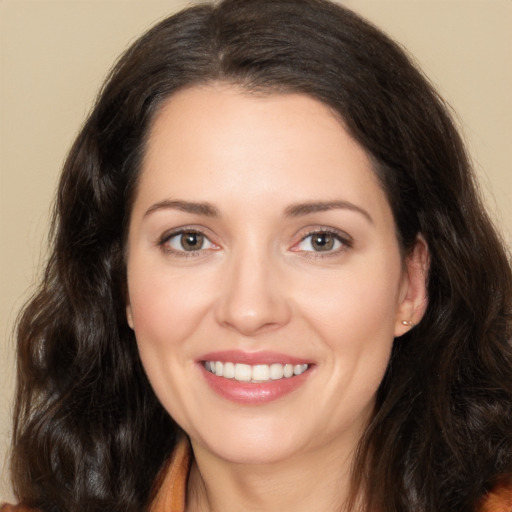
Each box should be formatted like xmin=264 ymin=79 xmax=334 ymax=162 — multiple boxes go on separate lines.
xmin=214 ymin=248 xmax=292 ymax=336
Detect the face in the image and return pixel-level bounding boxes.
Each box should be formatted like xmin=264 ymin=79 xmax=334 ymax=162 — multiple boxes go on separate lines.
xmin=126 ymin=85 xmax=427 ymax=465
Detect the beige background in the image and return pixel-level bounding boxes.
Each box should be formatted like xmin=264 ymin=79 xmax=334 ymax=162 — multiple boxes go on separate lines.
xmin=1 ymin=0 xmax=511 ymax=501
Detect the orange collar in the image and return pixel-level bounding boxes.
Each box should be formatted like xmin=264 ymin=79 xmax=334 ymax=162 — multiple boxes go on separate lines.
xmin=148 ymin=436 xmax=191 ymax=512
xmin=479 ymin=477 xmax=512 ymax=512
xmin=146 ymin=437 xmax=512 ymax=512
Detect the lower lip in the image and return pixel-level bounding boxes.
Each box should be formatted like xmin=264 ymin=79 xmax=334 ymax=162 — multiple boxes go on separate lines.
xmin=200 ymin=364 xmax=312 ymax=404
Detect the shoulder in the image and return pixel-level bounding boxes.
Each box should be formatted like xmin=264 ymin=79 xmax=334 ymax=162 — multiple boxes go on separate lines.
xmin=479 ymin=477 xmax=512 ymax=512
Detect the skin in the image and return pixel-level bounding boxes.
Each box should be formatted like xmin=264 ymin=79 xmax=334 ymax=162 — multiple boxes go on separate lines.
xmin=126 ymin=84 xmax=428 ymax=511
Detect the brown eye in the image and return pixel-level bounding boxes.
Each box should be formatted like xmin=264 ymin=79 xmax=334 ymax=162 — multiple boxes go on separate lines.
xmin=311 ymin=233 xmax=335 ymax=251
xmin=294 ymin=230 xmax=349 ymax=254
xmin=180 ymin=232 xmax=204 ymax=251
xmin=163 ymin=230 xmax=216 ymax=253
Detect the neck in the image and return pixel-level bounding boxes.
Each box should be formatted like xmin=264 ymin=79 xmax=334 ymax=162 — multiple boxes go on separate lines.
xmin=186 ymin=437 xmax=362 ymax=512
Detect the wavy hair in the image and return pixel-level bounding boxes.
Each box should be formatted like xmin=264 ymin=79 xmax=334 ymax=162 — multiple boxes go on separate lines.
xmin=10 ymin=0 xmax=512 ymax=510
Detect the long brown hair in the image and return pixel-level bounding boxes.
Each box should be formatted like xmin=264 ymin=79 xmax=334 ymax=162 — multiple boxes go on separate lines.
xmin=11 ymin=1 xmax=512 ymax=510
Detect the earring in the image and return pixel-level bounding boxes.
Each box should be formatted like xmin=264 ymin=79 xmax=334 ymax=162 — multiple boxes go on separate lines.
xmin=401 ymin=320 xmax=414 ymax=327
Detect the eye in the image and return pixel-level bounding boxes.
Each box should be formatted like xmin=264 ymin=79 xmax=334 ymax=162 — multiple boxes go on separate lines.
xmin=293 ymin=230 xmax=351 ymax=253
xmin=161 ymin=230 xmax=217 ymax=253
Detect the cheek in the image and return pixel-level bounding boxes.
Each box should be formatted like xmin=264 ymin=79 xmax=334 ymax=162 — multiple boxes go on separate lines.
xmin=296 ymin=256 xmax=403 ymax=399
xmin=127 ymin=262 xmax=212 ymax=357
xmin=299 ymin=260 xmax=402 ymax=342
xmin=126 ymin=264 xmax=214 ymax=421
xmin=308 ymin=287 xmax=397 ymax=382
xmin=300 ymin=269 xmax=400 ymax=417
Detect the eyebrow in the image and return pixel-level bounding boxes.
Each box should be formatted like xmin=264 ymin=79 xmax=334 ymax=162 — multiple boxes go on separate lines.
xmin=143 ymin=198 xmax=372 ymax=224
xmin=144 ymin=199 xmax=219 ymax=218
xmin=284 ymin=200 xmax=373 ymax=224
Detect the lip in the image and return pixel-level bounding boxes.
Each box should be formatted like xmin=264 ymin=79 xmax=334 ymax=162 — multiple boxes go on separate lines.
xmin=197 ymin=351 xmax=313 ymax=405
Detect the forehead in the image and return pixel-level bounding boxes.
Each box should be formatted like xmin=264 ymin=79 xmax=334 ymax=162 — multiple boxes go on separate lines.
xmin=134 ymin=84 xmax=390 ymax=221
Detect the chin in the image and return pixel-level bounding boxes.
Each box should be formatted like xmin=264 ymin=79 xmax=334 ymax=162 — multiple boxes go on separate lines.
xmin=190 ymin=419 xmax=309 ymax=465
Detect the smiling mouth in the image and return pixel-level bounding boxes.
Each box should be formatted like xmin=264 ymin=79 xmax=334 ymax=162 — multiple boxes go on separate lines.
xmin=204 ymin=361 xmax=310 ymax=383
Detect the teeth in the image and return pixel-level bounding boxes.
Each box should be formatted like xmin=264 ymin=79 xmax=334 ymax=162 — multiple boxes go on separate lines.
xmin=205 ymin=361 xmax=309 ymax=382
xmin=234 ymin=363 xmax=252 ymax=382
xmin=294 ymin=364 xmax=308 ymax=376
xmin=270 ymin=363 xmax=284 ymax=380
xmin=252 ymin=365 xmax=270 ymax=381
xmin=223 ymin=361 xmax=235 ymax=379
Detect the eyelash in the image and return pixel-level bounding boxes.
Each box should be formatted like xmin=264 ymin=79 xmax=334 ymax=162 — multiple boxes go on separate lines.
xmin=157 ymin=227 xmax=353 ymax=258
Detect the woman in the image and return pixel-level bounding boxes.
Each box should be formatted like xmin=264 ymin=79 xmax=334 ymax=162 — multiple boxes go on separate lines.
xmin=4 ymin=0 xmax=512 ymax=510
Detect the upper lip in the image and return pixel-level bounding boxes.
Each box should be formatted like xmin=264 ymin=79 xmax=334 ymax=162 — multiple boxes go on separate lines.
xmin=198 ymin=350 xmax=312 ymax=366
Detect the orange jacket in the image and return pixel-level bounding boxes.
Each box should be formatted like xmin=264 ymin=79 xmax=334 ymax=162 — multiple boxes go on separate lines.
xmin=2 ymin=439 xmax=511 ymax=512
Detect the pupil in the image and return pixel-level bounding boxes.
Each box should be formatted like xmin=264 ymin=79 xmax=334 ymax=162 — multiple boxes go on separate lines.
xmin=181 ymin=232 xmax=203 ymax=251
xmin=312 ymin=233 xmax=334 ymax=251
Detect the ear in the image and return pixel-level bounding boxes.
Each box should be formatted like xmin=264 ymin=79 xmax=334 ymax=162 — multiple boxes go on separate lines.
xmin=126 ymin=304 xmax=135 ymax=330
xmin=394 ymin=235 xmax=429 ymax=337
